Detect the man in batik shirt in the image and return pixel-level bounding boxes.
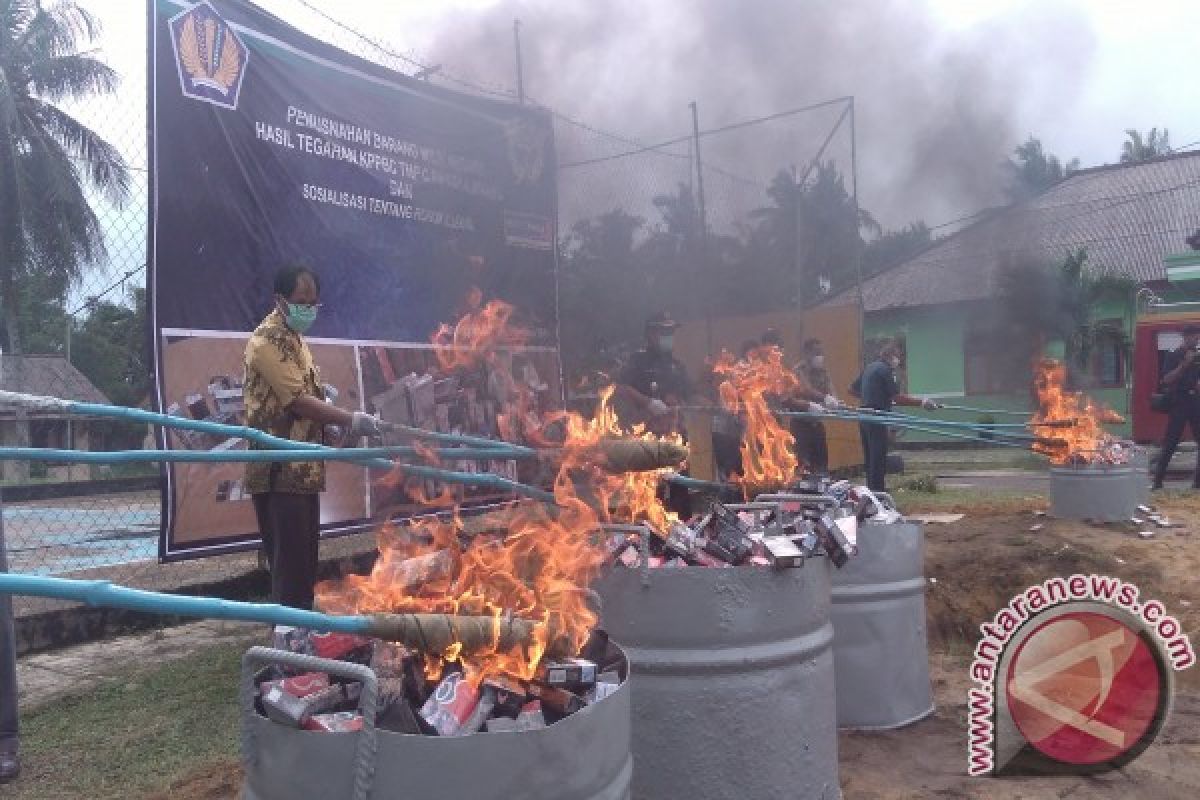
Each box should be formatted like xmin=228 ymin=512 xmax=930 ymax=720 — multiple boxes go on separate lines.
xmin=244 ymin=265 xmax=379 ymax=609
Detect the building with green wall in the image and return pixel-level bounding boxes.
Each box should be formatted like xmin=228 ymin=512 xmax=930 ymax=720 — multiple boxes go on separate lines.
xmin=821 ymin=151 xmax=1200 ymax=443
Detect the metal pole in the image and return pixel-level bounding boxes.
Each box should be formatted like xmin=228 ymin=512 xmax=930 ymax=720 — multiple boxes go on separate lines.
xmin=64 ymin=310 xmax=72 ymax=452
xmin=690 ymin=101 xmax=712 ymax=357
xmin=0 ymin=489 xmax=19 ymax=761
xmin=513 ymin=19 xmax=526 ymax=104
xmin=849 ymin=97 xmax=866 ymax=368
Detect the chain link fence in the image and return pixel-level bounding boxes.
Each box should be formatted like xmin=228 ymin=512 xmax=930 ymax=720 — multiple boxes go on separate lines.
xmin=1 ymin=2 xmax=854 ymax=621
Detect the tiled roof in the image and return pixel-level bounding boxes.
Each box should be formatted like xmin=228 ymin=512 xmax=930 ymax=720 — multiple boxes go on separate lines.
xmin=0 ymin=355 xmax=111 ymax=408
xmin=833 ymin=150 xmax=1200 ymax=312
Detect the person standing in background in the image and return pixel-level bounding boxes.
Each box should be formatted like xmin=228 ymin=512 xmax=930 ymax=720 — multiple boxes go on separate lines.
xmin=1152 ymin=324 xmax=1200 ymax=490
xmin=244 ymin=265 xmax=381 ymax=610
xmin=793 ymin=338 xmax=836 ymax=475
xmin=850 ymin=341 xmax=941 ymax=491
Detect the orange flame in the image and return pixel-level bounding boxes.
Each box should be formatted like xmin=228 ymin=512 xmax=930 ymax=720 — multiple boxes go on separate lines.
xmin=713 ymin=345 xmax=805 ymax=494
xmin=431 ymin=288 xmax=528 ymax=371
xmin=317 ymin=293 xmax=681 ymax=683
xmin=1031 ymin=359 xmax=1126 ymax=464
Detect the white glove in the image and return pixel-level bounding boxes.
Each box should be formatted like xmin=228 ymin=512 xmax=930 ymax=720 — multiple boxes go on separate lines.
xmin=349 ymin=411 xmax=383 ymax=438
xmin=823 ymin=394 xmax=841 ymax=409
xmin=921 ymin=398 xmax=941 ymax=411
xmin=807 ymin=402 xmax=825 ymax=414
xmin=647 ymin=398 xmax=671 ymax=416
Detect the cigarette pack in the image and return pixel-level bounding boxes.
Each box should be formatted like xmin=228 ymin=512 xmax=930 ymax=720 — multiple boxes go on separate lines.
xmin=587 ymin=672 xmax=622 ymax=705
xmin=486 ymin=701 xmax=546 ymax=733
xmin=763 ymin=536 xmax=805 ymax=568
xmin=701 ymin=503 xmax=754 ymax=565
xmin=420 ymin=673 xmax=495 ymax=736
xmin=281 ymin=672 xmax=330 ymax=698
xmin=615 ymin=543 xmax=642 ymax=568
xmin=270 ymin=626 xmax=314 ymax=658
xmin=485 ymin=674 xmax=529 ymax=718
xmin=541 ymin=658 xmax=598 ymax=689
xmin=527 ymin=682 xmax=585 ymax=719
xmin=311 ymin=632 xmax=372 ymax=662
xmin=815 ymin=514 xmax=852 ymax=568
xmin=263 ymin=681 xmax=361 ymax=728
xmin=303 ymin=711 xmax=364 ymax=733
xmin=663 ymin=521 xmax=698 ymax=558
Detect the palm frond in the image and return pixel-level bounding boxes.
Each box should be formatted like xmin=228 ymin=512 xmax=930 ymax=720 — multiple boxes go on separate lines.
xmin=13 ymin=2 xmax=99 ymax=61
xmin=0 ymin=1 xmax=39 ymax=48
xmin=25 ymin=52 xmax=118 ymax=100
xmin=28 ymin=99 xmax=129 ymax=205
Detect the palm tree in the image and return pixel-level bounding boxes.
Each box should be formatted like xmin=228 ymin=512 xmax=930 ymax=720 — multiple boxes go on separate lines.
xmin=1 ymin=1 xmax=129 ymax=481
xmin=0 ymin=0 xmax=130 ymax=357
xmin=1120 ymin=128 xmax=1171 ymax=164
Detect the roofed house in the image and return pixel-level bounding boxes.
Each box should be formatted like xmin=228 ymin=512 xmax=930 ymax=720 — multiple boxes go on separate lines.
xmin=0 ymin=354 xmax=111 ymax=482
xmin=821 ymin=150 xmax=1200 ymax=434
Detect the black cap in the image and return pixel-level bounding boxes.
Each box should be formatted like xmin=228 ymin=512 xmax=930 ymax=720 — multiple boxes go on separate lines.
xmin=646 ymin=311 xmax=679 ymax=331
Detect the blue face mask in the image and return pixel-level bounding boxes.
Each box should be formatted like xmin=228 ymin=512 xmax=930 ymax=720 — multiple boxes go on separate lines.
xmin=284 ymin=302 xmax=318 ymax=334
xmin=657 ymin=335 xmax=674 ymax=353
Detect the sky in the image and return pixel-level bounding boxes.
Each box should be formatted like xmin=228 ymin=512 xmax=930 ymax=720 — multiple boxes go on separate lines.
xmin=65 ymin=0 xmax=1200 ymax=287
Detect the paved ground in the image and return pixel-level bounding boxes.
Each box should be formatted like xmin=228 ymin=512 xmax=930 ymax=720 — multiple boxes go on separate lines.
xmin=16 ymin=620 xmax=261 ymax=713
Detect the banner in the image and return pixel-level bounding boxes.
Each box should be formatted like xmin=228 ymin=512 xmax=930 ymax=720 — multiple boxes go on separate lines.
xmin=149 ymin=0 xmax=559 ymax=559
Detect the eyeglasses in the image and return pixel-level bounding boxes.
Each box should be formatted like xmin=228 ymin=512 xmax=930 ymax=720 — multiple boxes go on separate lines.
xmin=277 ymin=296 xmax=322 ymax=310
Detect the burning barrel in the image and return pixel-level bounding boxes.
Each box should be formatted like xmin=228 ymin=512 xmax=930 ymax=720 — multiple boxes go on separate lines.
xmin=830 ymin=518 xmax=934 ymax=729
xmin=241 ymin=645 xmax=633 ymax=800
xmin=595 ymin=561 xmax=839 ymax=800
xmin=1049 ymin=460 xmax=1139 ymax=522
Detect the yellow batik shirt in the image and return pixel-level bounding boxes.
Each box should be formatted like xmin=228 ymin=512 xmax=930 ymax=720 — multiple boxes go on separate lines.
xmin=243 ymin=310 xmax=326 ymax=494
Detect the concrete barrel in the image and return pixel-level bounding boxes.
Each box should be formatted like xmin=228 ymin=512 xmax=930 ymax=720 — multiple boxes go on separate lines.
xmin=241 ymin=646 xmax=632 ymax=800
xmin=595 ymin=564 xmax=840 ymax=800
xmin=830 ymin=521 xmax=934 ymax=729
xmin=1049 ymin=464 xmax=1138 ymax=522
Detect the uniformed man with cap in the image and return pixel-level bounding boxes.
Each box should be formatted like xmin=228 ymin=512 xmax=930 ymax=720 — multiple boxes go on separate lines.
xmin=616 ymin=311 xmax=694 ymax=436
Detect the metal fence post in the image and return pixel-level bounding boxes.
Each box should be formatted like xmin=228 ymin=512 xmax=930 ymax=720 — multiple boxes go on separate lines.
xmin=0 ymin=487 xmax=19 ymax=758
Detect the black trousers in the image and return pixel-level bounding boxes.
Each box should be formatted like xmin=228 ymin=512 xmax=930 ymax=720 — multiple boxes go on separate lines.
xmin=253 ymin=492 xmax=321 ymax=611
xmin=0 ymin=495 xmax=18 ymax=755
xmin=792 ymin=419 xmax=829 ymax=475
xmin=859 ymin=422 xmax=889 ymax=492
xmin=1154 ymin=399 xmax=1200 ymax=488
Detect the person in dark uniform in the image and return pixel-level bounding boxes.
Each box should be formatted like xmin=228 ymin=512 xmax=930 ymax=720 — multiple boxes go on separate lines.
xmin=617 ymin=312 xmax=694 ymax=513
xmin=616 ymin=312 xmax=693 ymax=436
xmin=793 ymin=338 xmax=838 ymax=475
xmin=1152 ymin=324 xmax=1200 ymax=489
xmin=850 ymin=341 xmax=941 ymax=491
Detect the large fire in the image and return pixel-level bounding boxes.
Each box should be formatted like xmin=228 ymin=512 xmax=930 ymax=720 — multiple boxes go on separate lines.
xmin=713 ymin=345 xmax=806 ymax=494
xmin=1030 ymin=359 xmax=1126 ymax=465
xmin=316 ymin=292 xmax=682 ymax=683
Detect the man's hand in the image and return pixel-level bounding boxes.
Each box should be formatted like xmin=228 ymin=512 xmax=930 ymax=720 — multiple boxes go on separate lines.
xmin=349 ymin=411 xmax=383 ymax=438
xmin=921 ymin=398 xmax=942 ymax=411
xmin=807 ymin=402 xmax=826 ymax=414
xmin=647 ymin=398 xmax=671 ymax=416
xmin=823 ymin=394 xmax=841 ymax=409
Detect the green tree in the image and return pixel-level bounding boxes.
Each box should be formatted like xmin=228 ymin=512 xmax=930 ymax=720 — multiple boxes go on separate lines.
xmin=70 ymin=287 xmax=149 ymax=448
xmin=1120 ymin=127 xmax=1171 ymax=163
xmin=0 ymin=1 xmax=130 ymax=479
xmin=996 ymin=249 xmax=1136 ymax=384
xmin=861 ymin=222 xmax=934 ymax=277
xmin=1004 ymin=136 xmax=1079 ymax=202
xmin=749 ymin=163 xmax=878 ymax=306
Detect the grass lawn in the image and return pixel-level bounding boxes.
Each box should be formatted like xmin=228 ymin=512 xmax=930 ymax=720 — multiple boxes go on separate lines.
xmin=10 ymin=643 xmax=244 ymax=800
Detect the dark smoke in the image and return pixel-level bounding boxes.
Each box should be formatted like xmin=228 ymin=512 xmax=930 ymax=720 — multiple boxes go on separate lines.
xmin=412 ymin=0 xmax=1096 ymax=228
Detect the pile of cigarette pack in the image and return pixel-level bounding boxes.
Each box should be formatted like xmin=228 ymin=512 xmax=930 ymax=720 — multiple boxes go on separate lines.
xmin=253 ymin=627 xmax=625 ymax=736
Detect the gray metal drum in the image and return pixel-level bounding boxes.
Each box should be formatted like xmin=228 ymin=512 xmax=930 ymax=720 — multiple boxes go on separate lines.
xmin=1130 ymin=447 xmax=1150 ymax=505
xmin=1049 ymin=464 xmax=1138 ymax=522
xmin=830 ymin=521 xmax=934 ymax=730
xmin=241 ymin=646 xmax=632 ymax=800
xmin=595 ymin=563 xmax=840 ymax=800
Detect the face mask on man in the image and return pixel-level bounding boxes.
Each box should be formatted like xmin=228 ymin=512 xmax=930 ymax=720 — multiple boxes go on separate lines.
xmin=284 ymin=302 xmax=319 ymax=334
xmin=810 ymin=355 xmax=825 ymax=368
xmin=657 ymin=335 xmax=674 ymax=353
xmin=888 ymin=356 xmax=901 ymax=370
